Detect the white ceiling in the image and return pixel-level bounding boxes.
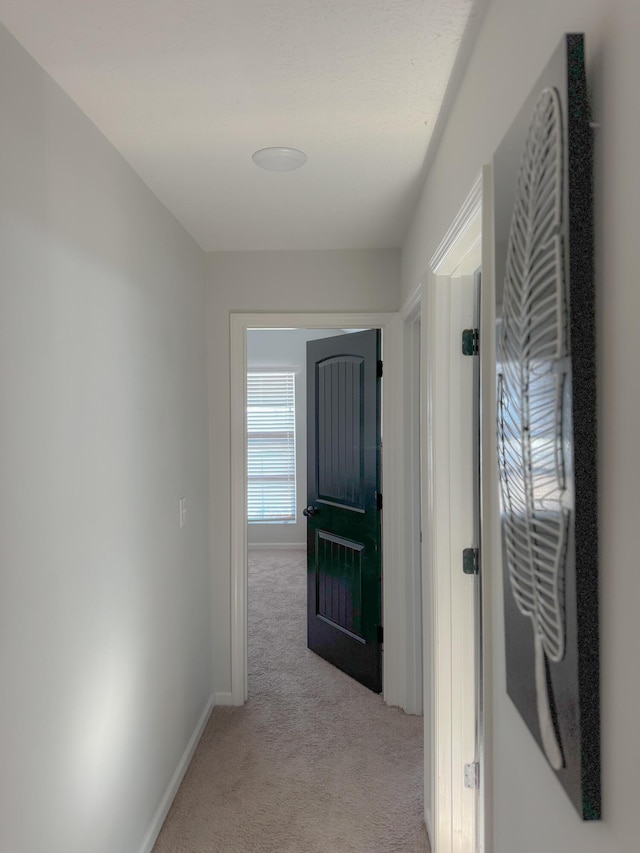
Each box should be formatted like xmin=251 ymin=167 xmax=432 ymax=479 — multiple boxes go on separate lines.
xmin=0 ymin=0 xmax=477 ymax=251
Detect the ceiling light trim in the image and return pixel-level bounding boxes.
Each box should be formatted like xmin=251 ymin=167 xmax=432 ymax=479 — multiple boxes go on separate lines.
xmin=252 ymin=147 xmax=308 ymax=172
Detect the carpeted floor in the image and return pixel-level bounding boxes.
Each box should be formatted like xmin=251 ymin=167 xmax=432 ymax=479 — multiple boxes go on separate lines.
xmin=153 ymin=549 xmax=429 ymax=853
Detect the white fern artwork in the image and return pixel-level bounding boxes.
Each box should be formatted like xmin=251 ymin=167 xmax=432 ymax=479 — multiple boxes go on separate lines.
xmin=497 ymin=87 xmax=569 ymax=771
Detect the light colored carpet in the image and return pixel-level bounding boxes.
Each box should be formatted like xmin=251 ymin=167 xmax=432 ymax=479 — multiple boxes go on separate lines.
xmin=153 ymin=549 xmax=429 ymax=853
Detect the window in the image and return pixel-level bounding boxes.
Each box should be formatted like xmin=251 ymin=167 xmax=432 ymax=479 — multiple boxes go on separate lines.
xmin=247 ymin=371 xmax=296 ymax=523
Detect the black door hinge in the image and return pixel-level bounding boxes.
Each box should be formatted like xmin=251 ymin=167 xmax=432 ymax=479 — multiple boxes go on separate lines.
xmin=376 ymin=624 xmax=384 ymax=644
xmin=375 ymin=491 xmax=383 ymax=511
xmin=463 ymin=547 xmax=479 ymax=575
xmin=377 ymin=359 xmax=383 ymax=378
xmin=462 ymin=328 xmax=479 ymax=356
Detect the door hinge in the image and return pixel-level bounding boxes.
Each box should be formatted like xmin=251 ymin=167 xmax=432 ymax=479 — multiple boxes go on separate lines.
xmin=464 ymin=762 xmax=480 ymax=789
xmin=462 ymin=328 xmax=479 ymax=356
xmin=376 ymin=624 xmax=384 ymax=644
xmin=463 ymin=547 xmax=479 ymax=575
xmin=377 ymin=359 xmax=383 ymax=378
xmin=375 ymin=490 xmax=383 ymax=511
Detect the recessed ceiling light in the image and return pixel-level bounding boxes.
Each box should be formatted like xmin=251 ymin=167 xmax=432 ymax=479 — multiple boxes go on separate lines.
xmin=252 ymin=147 xmax=307 ymax=172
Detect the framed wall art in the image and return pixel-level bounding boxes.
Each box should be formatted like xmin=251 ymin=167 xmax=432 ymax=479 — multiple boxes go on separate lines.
xmin=493 ymin=34 xmax=600 ymax=819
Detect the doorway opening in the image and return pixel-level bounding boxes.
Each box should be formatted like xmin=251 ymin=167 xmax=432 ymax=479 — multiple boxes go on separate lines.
xmin=245 ymin=327 xmax=383 ymax=694
xmin=230 ymin=311 xmax=408 ymax=706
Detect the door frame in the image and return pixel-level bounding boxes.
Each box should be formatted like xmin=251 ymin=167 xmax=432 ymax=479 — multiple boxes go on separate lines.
xmin=383 ymin=288 xmax=424 ymax=714
xmin=402 ymin=293 xmax=423 ymax=716
xmin=423 ymin=168 xmax=491 ymax=851
xmin=229 ymin=311 xmax=403 ymax=706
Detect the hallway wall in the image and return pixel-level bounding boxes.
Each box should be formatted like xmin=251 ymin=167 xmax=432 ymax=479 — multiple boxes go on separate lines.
xmin=206 ymin=249 xmax=400 ymax=693
xmin=402 ymin=1 xmax=640 ymax=850
xmin=0 ymin=23 xmax=211 ymax=853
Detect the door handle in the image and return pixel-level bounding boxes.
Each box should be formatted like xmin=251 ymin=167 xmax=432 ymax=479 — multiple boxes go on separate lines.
xmin=303 ymin=505 xmax=318 ymax=518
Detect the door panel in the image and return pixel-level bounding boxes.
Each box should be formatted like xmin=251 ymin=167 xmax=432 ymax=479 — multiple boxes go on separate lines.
xmin=317 ymin=532 xmax=364 ymax=637
xmin=306 ymin=329 xmax=382 ymax=693
xmin=317 ymin=356 xmax=364 ymax=508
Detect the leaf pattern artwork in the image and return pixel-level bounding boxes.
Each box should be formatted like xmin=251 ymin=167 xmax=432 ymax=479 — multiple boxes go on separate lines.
xmin=497 ymin=87 xmax=569 ymax=771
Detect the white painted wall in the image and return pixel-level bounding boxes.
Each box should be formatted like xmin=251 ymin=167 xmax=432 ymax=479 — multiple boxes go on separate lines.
xmin=246 ymin=328 xmax=344 ymax=547
xmin=402 ymin=1 xmax=640 ymax=850
xmin=0 ymin=23 xmax=211 ymax=853
xmin=207 ymin=249 xmax=400 ymax=692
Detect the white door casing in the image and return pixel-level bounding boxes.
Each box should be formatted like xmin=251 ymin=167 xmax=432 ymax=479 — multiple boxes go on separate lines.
xmin=423 ymin=170 xmax=488 ymax=851
xmin=383 ymin=288 xmax=424 ymax=716
xmin=229 ymin=311 xmax=404 ymax=707
xmin=402 ymin=290 xmax=424 ymax=716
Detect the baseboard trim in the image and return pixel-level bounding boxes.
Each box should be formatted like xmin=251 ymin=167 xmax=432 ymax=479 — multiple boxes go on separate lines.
xmin=137 ymin=692 xmax=215 ymax=853
xmin=425 ymin=807 xmax=433 ymax=846
xmin=213 ymin=691 xmax=235 ymax=706
xmin=248 ymin=543 xmax=306 ymax=551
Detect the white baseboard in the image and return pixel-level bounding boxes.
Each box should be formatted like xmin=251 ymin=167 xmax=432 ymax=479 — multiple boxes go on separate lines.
xmin=137 ymin=693 xmax=215 ymax=853
xmin=425 ymin=806 xmax=433 ymax=845
xmin=248 ymin=542 xmax=306 ymax=551
xmin=213 ymin=691 xmax=235 ymax=706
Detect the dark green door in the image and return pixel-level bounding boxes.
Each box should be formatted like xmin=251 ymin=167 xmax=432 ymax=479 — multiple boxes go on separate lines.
xmin=305 ymin=329 xmax=382 ymax=693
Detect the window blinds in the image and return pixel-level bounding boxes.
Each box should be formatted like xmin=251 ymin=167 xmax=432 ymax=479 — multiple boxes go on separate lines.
xmin=247 ymin=371 xmax=296 ymax=523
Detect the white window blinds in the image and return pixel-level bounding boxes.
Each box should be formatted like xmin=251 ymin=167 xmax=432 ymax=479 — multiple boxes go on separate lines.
xmin=247 ymin=371 xmax=296 ymax=523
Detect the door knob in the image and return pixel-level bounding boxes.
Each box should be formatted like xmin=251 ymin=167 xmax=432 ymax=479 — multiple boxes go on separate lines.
xmin=303 ymin=505 xmax=318 ymax=518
